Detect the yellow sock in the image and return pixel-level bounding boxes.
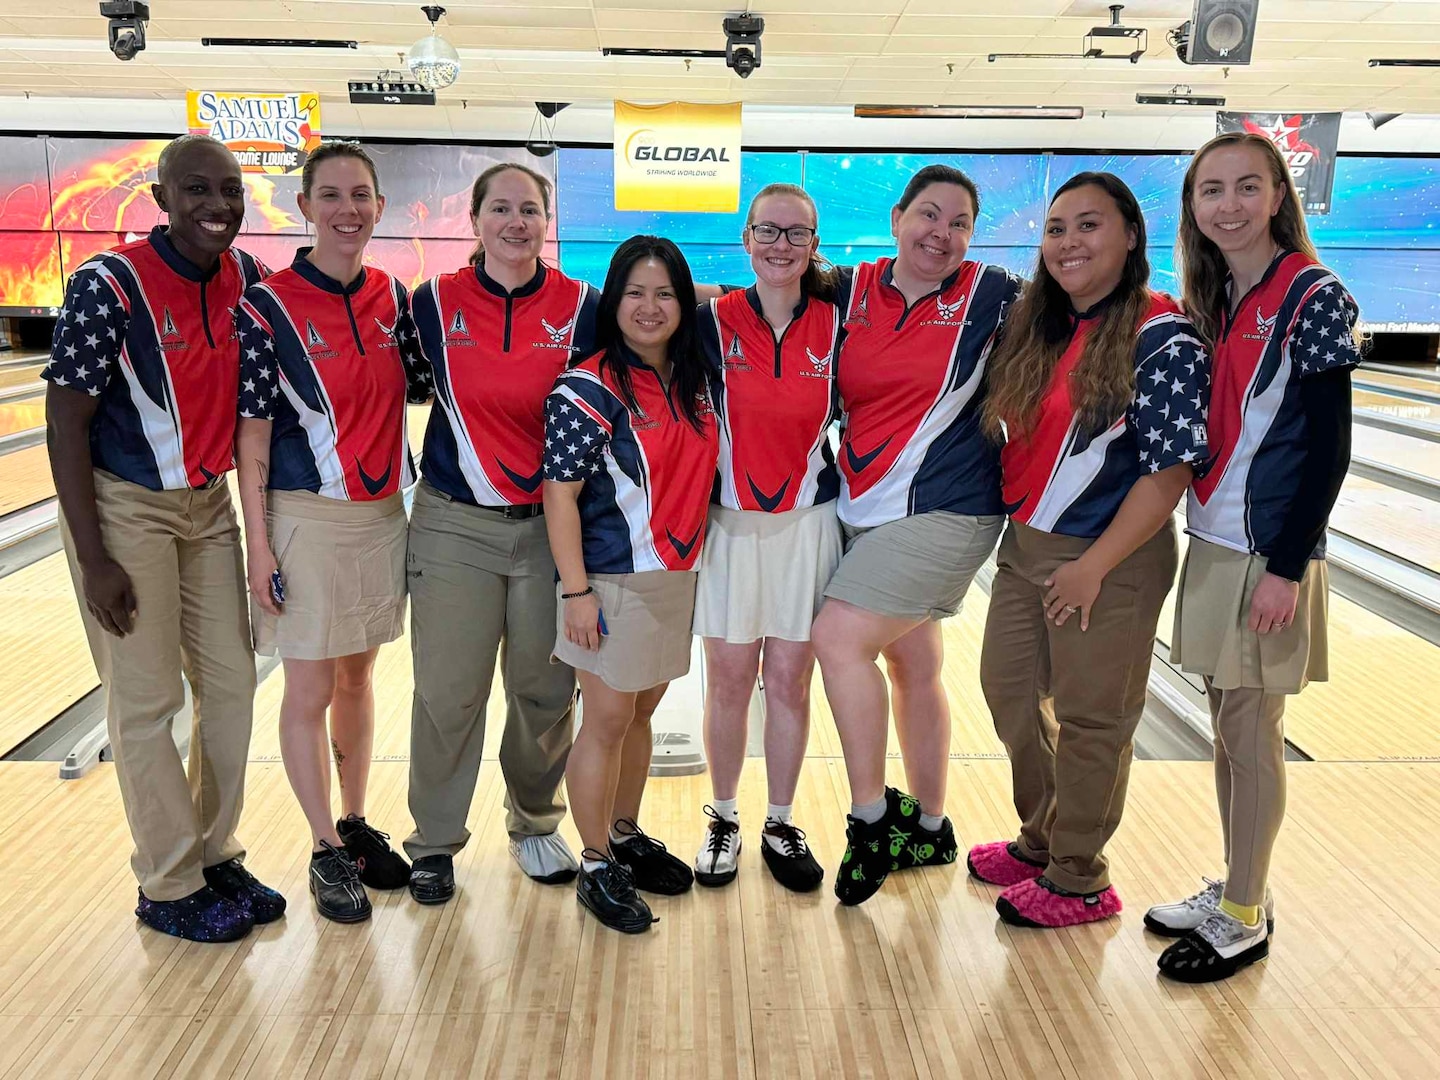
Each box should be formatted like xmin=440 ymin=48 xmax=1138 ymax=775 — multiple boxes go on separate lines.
xmin=1219 ymin=897 xmax=1262 ymax=927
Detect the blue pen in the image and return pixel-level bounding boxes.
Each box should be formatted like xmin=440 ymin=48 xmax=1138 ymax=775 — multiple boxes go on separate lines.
xmin=597 ymin=608 xmax=609 ymax=637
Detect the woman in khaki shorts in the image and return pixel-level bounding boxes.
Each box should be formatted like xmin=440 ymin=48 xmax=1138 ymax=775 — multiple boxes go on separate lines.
xmin=236 ymin=143 xmax=425 ymax=924
xmin=543 ymin=236 xmax=718 ymax=934
xmin=808 ymin=165 xmax=1020 ymax=906
xmin=967 ymin=172 xmax=1207 ymax=930
xmin=688 ymin=184 xmax=844 ymax=893
xmin=1146 ymin=133 xmax=1362 ymax=983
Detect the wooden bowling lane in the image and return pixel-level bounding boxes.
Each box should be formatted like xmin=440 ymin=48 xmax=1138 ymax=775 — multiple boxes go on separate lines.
xmin=0 ymin=445 xmax=54 ymax=518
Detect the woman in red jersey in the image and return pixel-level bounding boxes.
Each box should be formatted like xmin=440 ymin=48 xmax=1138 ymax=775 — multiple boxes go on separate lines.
xmin=236 ymin=143 xmax=424 ymax=924
xmin=689 ymin=183 xmax=842 ymax=892
xmin=809 ymin=164 xmax=1021 ymax=907
xmin=1147 ymin=133 xmax=1361 ymax=983
xmin=544 ymin=236 xmax=718 ymax=934
xmin=969 ymin=171 xmax=1207 ymax=930
xmin=401 ymin=163 xmax=599 ymax=905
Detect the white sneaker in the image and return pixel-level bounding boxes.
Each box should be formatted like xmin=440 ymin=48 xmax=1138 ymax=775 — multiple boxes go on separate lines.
xmin=694 ymin=805 xmax=741 ymax=888
xmin=1158 ymin=910 xmax=1269 ymax=983
xmin=509 ymin=832 xmax=579 ymax=885
xmin=1144 ymin=877 xmax=1275 ymax=937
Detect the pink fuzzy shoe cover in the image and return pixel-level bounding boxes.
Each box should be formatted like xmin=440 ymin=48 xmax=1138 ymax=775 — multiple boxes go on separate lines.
xmin=966 ymin=841 xmax=1046 ymax=887
xmin=995 ymin=878 xmax=1123 ymax=928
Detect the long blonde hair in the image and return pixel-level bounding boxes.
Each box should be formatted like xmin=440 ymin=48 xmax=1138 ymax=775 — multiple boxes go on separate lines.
xmin=1178 ymin=132 xmax=1318 ymax=346
xmin=984 ymin=172 xmax=1152 ymax=440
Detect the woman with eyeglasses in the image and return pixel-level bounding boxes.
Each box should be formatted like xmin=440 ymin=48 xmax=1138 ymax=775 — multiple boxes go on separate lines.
xmin=809 ymin=164 xmax=1021 ymax=907
xmin=688 ymin=184 xmax=843 ymax=893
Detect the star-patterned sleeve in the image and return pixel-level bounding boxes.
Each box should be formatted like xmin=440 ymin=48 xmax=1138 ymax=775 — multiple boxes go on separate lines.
xmin=236 ymin=295 xmax=279 ymax=422
xmin=43 ymin=261 xmax=127 ymax=400
xmin=1131 ymin=319 xmax=1211 ymax=475
xmin=396 ymin=285 xmax=433 ymax=404
xmin=1292 ymin=279 xmax=1361 ymax=377
xmin=543 ymin=377 xmax=611 ymax=482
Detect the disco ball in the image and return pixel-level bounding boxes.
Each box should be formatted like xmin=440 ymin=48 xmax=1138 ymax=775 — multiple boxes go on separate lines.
xmin=407 ymin=32 xmax=461 ymax=90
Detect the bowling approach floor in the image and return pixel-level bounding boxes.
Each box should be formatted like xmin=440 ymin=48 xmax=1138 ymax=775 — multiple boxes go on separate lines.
xmin=2 ymin=628 xmax=1440 ymax=1079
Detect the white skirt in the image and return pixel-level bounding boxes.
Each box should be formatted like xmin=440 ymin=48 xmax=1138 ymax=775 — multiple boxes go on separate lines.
xmin=692 ymin=501 xmax=844 ymax=644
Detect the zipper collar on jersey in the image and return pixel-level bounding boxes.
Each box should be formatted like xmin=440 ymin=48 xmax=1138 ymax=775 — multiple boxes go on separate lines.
xmin=1221 ymin=248 xmax=1293 ymax=340
xmin=292 ymin=248 xmax=367 ymax=295
xmin=474 ymin=260 xmax=546 ymax=298
xmin=148 ymin=226 xmax=222 ymax=283
xmin=879 ymin=258 xmax=961 ymax=297
xmin=743 ymin=285 xmax=809 ymax=324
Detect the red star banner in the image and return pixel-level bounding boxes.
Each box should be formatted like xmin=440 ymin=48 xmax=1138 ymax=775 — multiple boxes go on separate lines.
xmin=1217 ymin=111 xmax=1342 ymax=215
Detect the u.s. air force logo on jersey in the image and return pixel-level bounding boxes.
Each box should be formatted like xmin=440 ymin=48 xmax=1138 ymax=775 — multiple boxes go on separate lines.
xmin=799 ymin=346 xmax=833 ymax=379
xmin=1243 ymin=306 xmax=1278 ymax=343
xmin=919 ymin=293 xmax=968 ymax=328
xmin=534 ymin=316 xmax=574 ymax=350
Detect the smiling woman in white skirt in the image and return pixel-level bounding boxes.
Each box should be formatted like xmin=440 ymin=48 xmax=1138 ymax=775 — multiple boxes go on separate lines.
xmin=543 ymin=236 xmax=719 ymax=934
xmin=688 ymin=184 xmax=844 ymax=893
xmin=235 ymin=143 xmax=427 ymax=925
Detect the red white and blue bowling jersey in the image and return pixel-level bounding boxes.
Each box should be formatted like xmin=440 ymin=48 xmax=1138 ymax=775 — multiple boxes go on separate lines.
xmin=698 ymin=287 xmax=841 ymax=513
xmin=43 ymin=227 xmax=268 ymax=490
xmin=833 ymin=258 xmax=1021 ymax=527
xmin=1187 ymin=252 xmax=1361 ymax=559
xmin=1002 ymin=292 xmax=1210 ymax=539
xmin=409 ymin=262 xmax=598 ymax=506
xmin=236 ymin=252 xmax=423 ymax=501
xmin=545 ymin=349 xmax=719 ymax=573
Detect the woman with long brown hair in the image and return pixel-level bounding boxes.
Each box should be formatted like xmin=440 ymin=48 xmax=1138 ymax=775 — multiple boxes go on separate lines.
xmin=968 ymin=171 xmax=1209 ymax=929
xmin=402 ymin=162 xmax=598 ymax=904
xmin=1147 ymin=133 xmax=1361 ymax=982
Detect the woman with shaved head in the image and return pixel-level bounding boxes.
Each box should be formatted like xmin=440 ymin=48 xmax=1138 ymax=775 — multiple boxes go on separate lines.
xmin=44 ymin=133 xmax=284 ymax=943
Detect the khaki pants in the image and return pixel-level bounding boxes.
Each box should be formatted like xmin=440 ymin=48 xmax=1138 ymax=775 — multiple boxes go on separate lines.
xmin=405 ymin=482 xmax=576 ymax=859
xmin=61 ymin=470 xmax=256 ymax=901
xmin=1207 ymin=680 xmax=1288 ymax=908
xmin=980 ymin=518 xmax=1178 ymax=894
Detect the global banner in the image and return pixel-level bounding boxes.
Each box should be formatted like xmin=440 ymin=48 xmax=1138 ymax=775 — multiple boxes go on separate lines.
xmin=1216 ymin=111 xmax=1342 ymax=214
xmin=186 ymin=91 xmax=322 ymax=175
xmin=613 ymin=101 xmax=742 ymax=213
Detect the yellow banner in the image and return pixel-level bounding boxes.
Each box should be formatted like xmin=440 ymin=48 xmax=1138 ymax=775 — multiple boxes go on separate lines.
xmin=613 ymin=101 xmax=741 ymax=213
xmin=186 ymin=91 xmax=321 ymax=175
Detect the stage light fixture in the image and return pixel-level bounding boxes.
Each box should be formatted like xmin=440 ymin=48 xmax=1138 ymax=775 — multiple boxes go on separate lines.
xmin=99 ymin=0 xmax=148 ymax=62
xmin=723 ymin=13 xmax=764 ymax=79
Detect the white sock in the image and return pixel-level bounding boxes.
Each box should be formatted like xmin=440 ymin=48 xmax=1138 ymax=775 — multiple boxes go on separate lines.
xmin=919 ymin=812 xmax=944 ymax=831
xmin=850 ymin=796 xmax=887 ymax=824
xmin=711 ymin=798 xmax=739 ymax=823
xmin=609 ymin=829 xmax=628 ymax=847
xmin=582 ymin=855 xmax=607 ymax=872
xmin=765 ymin=803 xmax=793 ymax=824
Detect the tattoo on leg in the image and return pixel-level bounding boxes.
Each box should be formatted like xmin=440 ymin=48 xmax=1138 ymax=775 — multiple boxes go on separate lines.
xmin=332 ymin=738 xmax=346 ymax=789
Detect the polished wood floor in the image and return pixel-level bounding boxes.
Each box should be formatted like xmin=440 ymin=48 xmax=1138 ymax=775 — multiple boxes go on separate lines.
xmin=2 ymin=752 xmax=1440 ymax=1078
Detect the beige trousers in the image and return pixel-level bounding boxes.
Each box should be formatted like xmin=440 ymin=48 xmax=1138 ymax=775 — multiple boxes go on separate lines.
xmin=980 ymin=519 xmax=1178 ymax=894
xmin=404 ymin=483 xmax=576 ymax=859
xmin=1207 ymin=680 xmax=1288 ymax=908
xmin=61 ymin=470 xmax=256 ymax=901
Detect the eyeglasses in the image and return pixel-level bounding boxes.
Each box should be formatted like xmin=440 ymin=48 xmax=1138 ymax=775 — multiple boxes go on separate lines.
xmin=749 ymin=224 xmax=816 ymax=245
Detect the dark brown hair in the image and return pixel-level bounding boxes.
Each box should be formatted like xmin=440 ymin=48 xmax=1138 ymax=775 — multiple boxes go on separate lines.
xmin=1178 ymin=132 xmax=1317 ymax=347
xmin=301 ymin=141 xmax=380 ymax=197
xmin=467 ymin=162 xmax=554 ymax=266
xmin=745 ymin=182 xmax=836 ymax=303
xmin=985 ymin=172 xmax=1151 ymax=440
xmin=896 ymin=163 xmax=981 ymax=218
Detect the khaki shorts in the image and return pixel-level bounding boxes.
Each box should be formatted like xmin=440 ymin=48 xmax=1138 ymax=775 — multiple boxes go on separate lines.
xmin=552 ymin=570 xmax=697 ymax=693
xmin=252 ymin=489 xmax=407 ymax=661
xmin=824 ymin=511 xmax=1003 ymax=621
xmin=1171 ymin=537 xmax=1329 ymax=694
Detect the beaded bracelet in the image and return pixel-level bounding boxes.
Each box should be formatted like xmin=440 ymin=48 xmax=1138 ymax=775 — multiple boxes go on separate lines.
xmin=561 ymin=586 xmax=594 ymax=600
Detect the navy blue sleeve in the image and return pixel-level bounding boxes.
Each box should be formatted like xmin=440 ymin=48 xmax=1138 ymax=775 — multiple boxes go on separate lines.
xmin=545 ymin=374 xmax=612 ymax=480
xmin=236 ymin=292 xmax=278 ymax=422
xmin=1293 ymin=280 xmax=1361 ymax=377
xmin=571 ymin=283 xmax=600 ymax=360
xmin=1131 ymin=317 xmax=1211 ymax=474
xmin=393 ymin=280 xmax=433 ymax=404
xmin=44 ymin=262 xmax=126 ymax=399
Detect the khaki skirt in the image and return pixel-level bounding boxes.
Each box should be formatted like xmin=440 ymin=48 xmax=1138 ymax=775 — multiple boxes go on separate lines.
xmin=692 ymin=502 xmax=844 ymax=644
xmin=552 ymin=570 xmax=697 ymax=693
xmin=824 ymin=511 xmax=1004 ymax=621
xmin=252 ymin=489 xmax=408 ymax=661
xmin=1170 ymin=537 xmax=1329 ymax=694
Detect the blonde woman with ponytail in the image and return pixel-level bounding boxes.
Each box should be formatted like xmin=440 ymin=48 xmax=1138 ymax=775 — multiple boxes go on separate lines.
xmin=1147 ymin=133 xmax=1363 ymax=983
xmin=968 ymin=171 xmax=1210 ymax=930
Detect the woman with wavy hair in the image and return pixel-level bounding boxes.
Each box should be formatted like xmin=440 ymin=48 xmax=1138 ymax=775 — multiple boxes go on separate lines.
xmin=1146 ymin=133 xmax=1361 ymax=982
xmin=967 ymin=171 xmax=1209 ymax=930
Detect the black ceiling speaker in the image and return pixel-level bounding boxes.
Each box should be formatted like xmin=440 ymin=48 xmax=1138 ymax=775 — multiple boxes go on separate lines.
xmin=1179 ymin=0 xmax=1259 ymax=65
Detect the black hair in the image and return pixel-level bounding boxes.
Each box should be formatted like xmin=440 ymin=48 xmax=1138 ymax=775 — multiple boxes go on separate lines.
xmin=595 ymin=235 xmax=708 ymax=433
xmin=895 ymin=163 xmax=981 ymax=218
